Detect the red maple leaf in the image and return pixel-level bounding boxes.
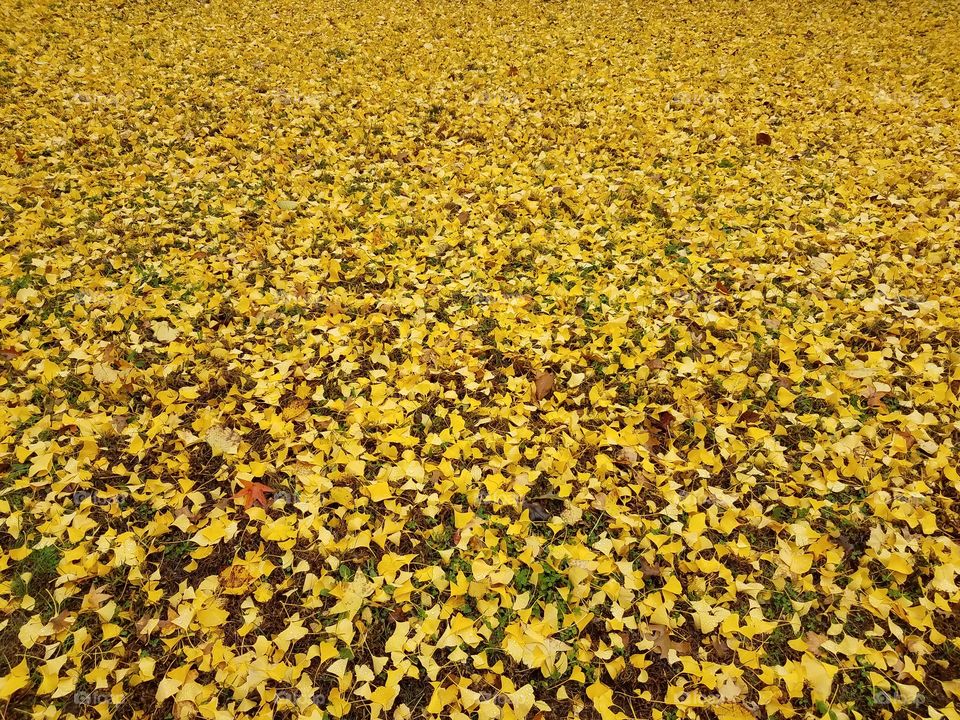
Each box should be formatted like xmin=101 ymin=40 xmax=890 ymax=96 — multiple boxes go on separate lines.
xmin=233 ymin=480 xmax=274 ymax=508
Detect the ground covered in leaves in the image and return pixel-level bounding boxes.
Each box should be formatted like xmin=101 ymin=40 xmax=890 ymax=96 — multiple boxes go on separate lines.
xmin=2 ymin=0 xmax=960 ymax=718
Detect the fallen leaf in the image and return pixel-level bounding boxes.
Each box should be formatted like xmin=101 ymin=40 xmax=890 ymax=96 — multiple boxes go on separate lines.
xmin=151 ymin=320 xmax=179 ymax=343
xmin=644 ymin=624 xmax=691 ymax=661
xmin=0 ymin=659 xmax=30 ymax=700
xmin=233 ymin=480 xmax=274 ymax=508
xmin=533 ymin=371 xmax=555 ymax=401
xmin=714 ymin=703 xmax=756 ymax=720
xmin=711 ymin=635 xmax=734 ymax=661
xmin=219 ymin=564 xmax=254 ymax=594
xmin=206 ymin=425 xmax=242 ymax=456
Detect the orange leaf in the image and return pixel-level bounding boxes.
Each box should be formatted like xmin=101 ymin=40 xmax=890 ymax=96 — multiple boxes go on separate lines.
xmin=233 ymin=480 xmax=274 ymax=508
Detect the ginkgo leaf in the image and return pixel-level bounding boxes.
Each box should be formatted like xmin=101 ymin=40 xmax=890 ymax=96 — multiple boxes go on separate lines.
xmin=151 ymin=320 xmax=179 ymax=343
xmin=508 ymin=684 xmax=536 ymax=719
xmin=2 ymin=4 xmax=959 ymax=720
xmin=206 ymin=425 xmax=242 ymax=456
xmin=157 ymin=675 xmax=181 ymax=703
xmin=586 ymin=682 xmax=622 ymax=720
xmin=0 ymin=659 xmax=30 ymax=700
xmin=92 ymin=362 xmax=120 ymax=383
xmin=220 ymin=564 xmax=254 ymax=594
xmin=37 ymin=655 xmax=69 ymax=694
xmin=714 ymin=703 xmax=756 ymax=720
xmin=780 ymin=543 xmax=813 ymax=575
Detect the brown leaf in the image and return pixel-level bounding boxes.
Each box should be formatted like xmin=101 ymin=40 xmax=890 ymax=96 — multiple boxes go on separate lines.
xmin=524 ymin=501 xmax=551 ymax=522
xmin=533 ymin=371 xmax=555 ymax=401
xmin=861 ymin=386 xmax=889 ymax=408
xmin=422 ymin=349 xmax=439 ymax=367
xmin=638 ymin=558 xmax=661 ymax=578
xmin=897 ymin=430 xmax=917 ymax=450
xmin=865 ymin=392 xmax=888 ymax=408
xmin=804 ymin=631 xmax=828 ymax=656
xmin=50 ymin=610 xmax=75 ymax=633
xmin=135 ymin=615 xmax=157 ymax=637
xmin=653 ymin=411 xmax=675 ymax=433
xmin=756 ymin=132 xmax=772 ymax=146
xmin=616 ymin=446 xmax=639 ymax=466
xmin=835 ymin=534 xmax=856 ymax=557
xmin=642 ymin=433 xmax=662 ymax=451
xmin=81 ymin=585 xmax=112 ymax=612
xmin=711 ymin=635 xmax=734 ymax=660
xmin=644 ymin=624 xmax=691 ymax=661
xmin=173 ymin=504 xmax=195 ymax=521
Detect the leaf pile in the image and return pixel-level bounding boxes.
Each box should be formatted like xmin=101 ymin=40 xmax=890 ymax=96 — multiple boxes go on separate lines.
xmin=1 ymin=0 xmax=960 ymax=718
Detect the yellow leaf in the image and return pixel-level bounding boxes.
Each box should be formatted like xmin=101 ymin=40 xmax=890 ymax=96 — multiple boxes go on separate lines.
xmin=722 ymin=373 xmax=749 ymax=394
xmin=508 ymin=684 xmax=536 ymax=719
xmin=156 ymin=676 xmax=180 ymax=703
xmin=780 ymin=542 xmax=813 ymax=574
xmin=151 ymin=320 xmax=179 ymax=343
xmin=776 ymin=386 xmax=797 ymax=406
xmin=385 ymin=621 xmax=410 ymax=653
xmin=205 ymin=425 xmax=241 ymax=456
xmin=92 ymin=362 xmax=119 ymax=383
xmin=369 ymin=682 xmax=400 ymax=713
xmin=366 ymin=481 xmax=392 ymax=502
xmin=37 ymin=655 xmax=69 ymax=695
xmin=196 ymin=605 xmax=230 ymax=628
xmin=426 ymin=683 xmax=459 ymax=714
xmin=586 ymin=682 xmax=622 ymax=720
xmin=801 ymin=655 xmax=838 ymax=701
xmin=0 ymin=659 xmax=31 ymax=700
xmin=714 ymin=704 xmax=756 ymax=720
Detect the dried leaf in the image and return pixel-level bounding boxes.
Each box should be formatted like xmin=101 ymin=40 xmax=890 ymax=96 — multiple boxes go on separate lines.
xmin=533 ymin=371 xmax=555 ymax=401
